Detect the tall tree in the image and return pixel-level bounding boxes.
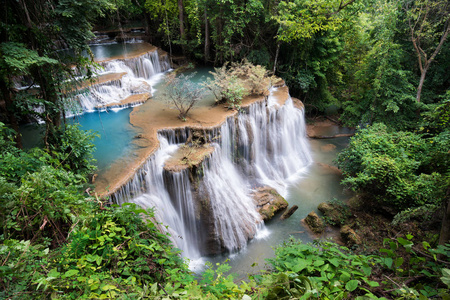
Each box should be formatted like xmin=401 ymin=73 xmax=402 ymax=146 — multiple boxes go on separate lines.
xmin=0 ymin=0 xmax=114 ymax=148
xmin=404 ymin=0 xmax=450 ymax=103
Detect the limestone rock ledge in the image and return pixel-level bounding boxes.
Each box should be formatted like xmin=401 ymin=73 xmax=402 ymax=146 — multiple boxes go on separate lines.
xmin=163 ymin=144 xmax=215 ymax=172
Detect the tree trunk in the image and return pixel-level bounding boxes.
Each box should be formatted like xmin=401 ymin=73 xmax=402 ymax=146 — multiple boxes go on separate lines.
xmin=204 ymin=8 xmax=210 ymax=64
xmin=273 ymin=40 xmax=281 ymax=74
xmin=416 ymin=67 xmax=427 ymax=103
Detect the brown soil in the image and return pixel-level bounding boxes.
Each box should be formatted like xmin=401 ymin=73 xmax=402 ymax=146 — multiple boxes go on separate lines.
xmin=94 ymin=85 xmax=291 ymax=197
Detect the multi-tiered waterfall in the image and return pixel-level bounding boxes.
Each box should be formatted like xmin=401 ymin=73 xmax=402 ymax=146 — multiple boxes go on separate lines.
xmin=112 ymin=88 xmax=313 ymax=261
xmin=75 ymin=49 xmax=170 ymax=112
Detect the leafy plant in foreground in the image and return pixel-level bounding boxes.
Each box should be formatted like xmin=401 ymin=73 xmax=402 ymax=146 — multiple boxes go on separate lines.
xmin=33 ymin=203 xmax=188 ymax=299
xmin=266 ymin=238 xmax=379 ymax=299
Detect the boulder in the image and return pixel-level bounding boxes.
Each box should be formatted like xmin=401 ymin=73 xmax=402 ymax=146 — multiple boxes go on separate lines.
xmin=304 ymin=211 xmax=325 ymax=234
xmin=340 ymin=225 xmax=361 ymax=246
xmin=252 ymin=187 xmax=288 ymax=221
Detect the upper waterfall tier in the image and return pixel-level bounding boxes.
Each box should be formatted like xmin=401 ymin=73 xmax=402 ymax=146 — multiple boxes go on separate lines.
xmin=71 ymin=44 xmax=170 ymax=113
xmin=105 ymin=85 xmax=312 ymax=258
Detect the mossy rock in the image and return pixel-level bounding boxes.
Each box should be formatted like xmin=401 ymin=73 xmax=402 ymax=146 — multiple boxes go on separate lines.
xmin=318 ymin=202 xmax=345 ymax=226
xmin=305 ymin=211 xmax=325 ymax=234
xmin=340 ymin=225 xmax=361 ymax=246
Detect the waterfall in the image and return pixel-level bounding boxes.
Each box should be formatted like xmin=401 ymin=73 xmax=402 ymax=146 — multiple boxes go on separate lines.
xmin=112 ymin=90 xmax=312 ymax=261
xmin=72 ymin=50 xmax=170 ymax=113
xmin=114 ymin=137 xmax=201 ymax=259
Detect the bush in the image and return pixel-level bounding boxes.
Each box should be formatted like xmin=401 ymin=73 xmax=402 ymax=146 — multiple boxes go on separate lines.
xmin=0 ymin=166 xmax=90 ymax=244
xmin=49 ymin=124 xmax=98 ymax=176
xmin=336 ymin=123 xmax=445 ymax=212
xmin=204 ymin=61 xmax=270 ymax=109
xmin=163 ymin=72 xmax=206 ymax=120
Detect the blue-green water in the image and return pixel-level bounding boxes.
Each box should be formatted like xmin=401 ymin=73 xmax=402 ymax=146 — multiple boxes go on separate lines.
xmin=90 ymin=43 xmax=147 ymax=60
xmin=68 ymin=108 xmax=137 ymax=171
xmin=20 ymin=108 xmax=137 ymax=173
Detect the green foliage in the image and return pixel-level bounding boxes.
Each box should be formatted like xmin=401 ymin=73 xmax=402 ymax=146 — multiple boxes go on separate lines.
xmin=49 ymin=125 xmax=98 ymax=176
xmin=33 ymin=203 xmax=187 ymax=299
xmin=340 ymin=0 xmax=417 ymax=128
xmin=266 ymin=238 xmax=379 ymax=299
xmin=0 ymin=123 xmax=42 ymax=184
xmin=337 ymin=123 xmax=446 ymax=211
xmin=204 ymin=61 xmax=270 ymax=109
xmin=376 ymin=236 xmax=450 ymax=299
xmin=274 ymin=0 xmax=345 ymax=42
xmin=255 ymin=272 xmax=317 ymax=299
xmin=163 ymin=72 xmax=206 ymax=120
xmin=0 ymin=42 xmax=58 ymax=76
xmin=1 ymin=165 xmax=90 ymax=243
xmin=0 ymin=239 xmax=51 ymax=299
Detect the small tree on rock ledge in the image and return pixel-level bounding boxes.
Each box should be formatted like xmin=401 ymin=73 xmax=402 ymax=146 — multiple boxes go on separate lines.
xmin=163 ymin=72 xmax=205 ymax=120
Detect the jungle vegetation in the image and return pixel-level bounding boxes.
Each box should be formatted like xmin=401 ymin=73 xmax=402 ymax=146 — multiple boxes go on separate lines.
xmin=0 ymin=0 xmax=449 ymax=298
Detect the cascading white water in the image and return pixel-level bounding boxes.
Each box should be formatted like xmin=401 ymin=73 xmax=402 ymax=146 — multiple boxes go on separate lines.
xmin=114 ymin=137 xmax=201 ymax=259
xmin=73 ymin=50 xmax=170 ymax=112
xmin=235 ymin=93 xmax=313 ymax=197
xmin=200 ymin=145 xmax=262 ymax=252
xmin=113 ymin=89 xmax=313 ymax=261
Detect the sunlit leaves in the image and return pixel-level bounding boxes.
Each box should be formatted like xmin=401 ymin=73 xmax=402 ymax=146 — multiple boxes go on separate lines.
xmin=273 ymin=0 xmax=345 ymax=42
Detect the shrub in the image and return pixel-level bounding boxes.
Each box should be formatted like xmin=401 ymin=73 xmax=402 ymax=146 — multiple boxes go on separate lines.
xmin=336 ymin=123 xmax=445 ymax=212
xmin=265 ymin=238 xmax=379 ymax=299
xmin=163 ymin=72 xmax=206 ymax=120
xmin=204 ymin=61 xmax=270 ymax=109
xmin=0 ymin=166 xmax=90 ymax=244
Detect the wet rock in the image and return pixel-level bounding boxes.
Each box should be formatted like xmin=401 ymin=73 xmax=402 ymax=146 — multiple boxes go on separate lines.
xmin=292 ymin=98 xmax=304 ymax=110
xmin=340 ymin=225 xmax=361 ymax=246
xmin=304 ymin=211 xmax=325 ymax=234
xmin=129 ymin=80 xmax=151 ymax=94
xmin=280 ymin=205 xmax=298 ymax=220
xmin=316 ymin=162 xmax=342 ymax=176
xmin=252 ymin=187 xmax=288 ymax=221
xmin=320 ymin=144 xmax=336 ymax=152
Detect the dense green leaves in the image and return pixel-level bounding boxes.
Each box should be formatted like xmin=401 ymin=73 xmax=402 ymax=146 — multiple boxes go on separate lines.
xmin=337 ymin=123 xmax=446 ymax=212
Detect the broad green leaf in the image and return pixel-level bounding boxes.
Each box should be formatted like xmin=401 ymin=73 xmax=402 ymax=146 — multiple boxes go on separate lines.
xmin=64 ymin=269 xmax=79 ymax=277
xmin=345 ymin=279 xmax=359 ymax=292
